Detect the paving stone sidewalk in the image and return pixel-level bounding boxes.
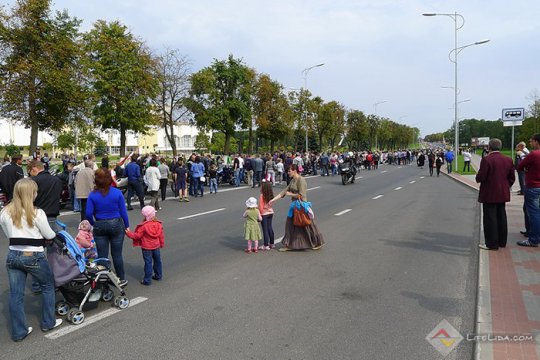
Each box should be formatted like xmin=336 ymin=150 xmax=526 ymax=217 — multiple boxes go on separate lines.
xmin=445 ymin=153 xmax=540 ymax=360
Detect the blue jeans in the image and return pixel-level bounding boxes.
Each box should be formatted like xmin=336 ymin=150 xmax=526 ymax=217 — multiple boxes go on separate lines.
xmin=525 ymin=187 xmax=540 ymax=245
xmin=234 ymin=169 xmax=240 ymax=187
xmin=93 ymin=218 xmax=126 ymax=280
xmin=446 ymin=161 xmax=453 ymax=173
xmin=261 ymin=214 xmax=275 ymax=247
xmin=209 ymin=178 xmax=218 ymax=193
xmin=127 ymin=180 xmax=145 ymax=208
xmin=141 ymin=249 xmax=162 ymax=284
xmin=32 ymin=218 xmax=59 ymax=293
xmin=192 ymin=177 xmax=203 ymax=196
xmin=6 ymin=251 xmax=56 ymax=340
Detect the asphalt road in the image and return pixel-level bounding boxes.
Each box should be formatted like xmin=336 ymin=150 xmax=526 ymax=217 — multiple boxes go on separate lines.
xmin=0 ymin=164 xmax=479 ymax=360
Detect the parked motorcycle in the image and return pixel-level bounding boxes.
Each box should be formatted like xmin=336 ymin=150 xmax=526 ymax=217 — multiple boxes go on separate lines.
xmin=338 ymin=160 xmax=356 ymax=185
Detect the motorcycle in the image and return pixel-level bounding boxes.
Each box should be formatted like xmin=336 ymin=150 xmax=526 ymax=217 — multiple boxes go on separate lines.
xmin=338 ymin=160 xmax=356 ymax=185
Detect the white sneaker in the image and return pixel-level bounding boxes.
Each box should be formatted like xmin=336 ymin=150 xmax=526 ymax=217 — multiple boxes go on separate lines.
xmin=42 ymin=319 xmax=62 ymax=332
xmin=258 ymin=246 xmax=265 ymax=250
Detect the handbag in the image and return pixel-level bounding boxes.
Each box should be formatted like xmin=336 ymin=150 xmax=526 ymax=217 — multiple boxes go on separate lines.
xmin=293 ymin=195 xmax=311 ymax=227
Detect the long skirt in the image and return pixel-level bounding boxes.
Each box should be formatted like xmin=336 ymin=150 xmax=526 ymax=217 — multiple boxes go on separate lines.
xmin=281 ymin=217 xmax=325 ymax=249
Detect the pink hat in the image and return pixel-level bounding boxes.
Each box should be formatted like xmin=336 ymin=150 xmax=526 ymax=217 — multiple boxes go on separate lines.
xmin=141 ymin=206 xmax=156 ymax=221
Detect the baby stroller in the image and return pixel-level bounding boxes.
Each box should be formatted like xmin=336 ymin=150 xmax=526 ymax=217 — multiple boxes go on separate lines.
xmin=47 ymin=221 xmax=130 ymax=325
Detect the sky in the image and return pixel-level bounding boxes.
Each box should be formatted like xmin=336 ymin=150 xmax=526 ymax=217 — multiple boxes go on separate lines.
xmin=9 ymin=0 xmax=540 ymax=136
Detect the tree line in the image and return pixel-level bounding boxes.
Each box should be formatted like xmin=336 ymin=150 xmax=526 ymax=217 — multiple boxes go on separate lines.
xmin=0 ymin=0 xmax=418 ymax=157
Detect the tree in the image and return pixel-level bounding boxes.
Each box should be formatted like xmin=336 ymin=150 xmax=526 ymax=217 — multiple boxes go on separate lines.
xmin=0 ymin=0 xmax=82 ymax=155
xmin=287 ymin=89 xmax=313 ymax=151
xmin=253 ymin=74 xmax=294 ymax=153
xmin=83 ymin=20 xmax=159 ymax=157
xmin=346 ymin=110 xmax=369 ymax=150
xmin=186 ymin=55 xmax=254 ymax=154
xmin=194 ymin=132 xmax=210 ymax=153
xmin=317 ymin=100 xmax=345 ymax=151
xmin=152 ymin=49 xmax=192 ymax=157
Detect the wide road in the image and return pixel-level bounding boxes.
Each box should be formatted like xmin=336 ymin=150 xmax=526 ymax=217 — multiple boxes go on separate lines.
xmin=0 ymin=164 xmax=479 ymax=360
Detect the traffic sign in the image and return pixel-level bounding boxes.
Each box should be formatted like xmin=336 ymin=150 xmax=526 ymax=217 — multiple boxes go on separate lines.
xmin=502 ymin=108 xmax=525 ymax=122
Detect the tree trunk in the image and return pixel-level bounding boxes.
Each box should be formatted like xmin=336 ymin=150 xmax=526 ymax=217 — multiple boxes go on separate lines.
xmin=28 ymin=91 xmax=38 ymax=156
xmin=164 ymin=113 xmax=177 ymax=157
xmin=270 ymin=139 xmax=275 ymax=153
xmin=120 ymin=123 xmax=126 ymax=157
xmin=224 ymin=132 xmax=231 ymax=155
xmin=248 ymin=125 xmax=253 ymax=154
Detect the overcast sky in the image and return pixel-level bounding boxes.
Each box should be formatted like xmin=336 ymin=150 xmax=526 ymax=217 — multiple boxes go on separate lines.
xmin=16 ymin=0 xmax=540 ymax=136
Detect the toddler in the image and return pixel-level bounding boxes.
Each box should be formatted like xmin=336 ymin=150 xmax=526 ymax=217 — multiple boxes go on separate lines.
xmin=243 ymin=197 xmax=262 ymax=253
xmin=259 ymin=181 xmax=275 ymax=250
xmin=125 ymin=206 xmax=165 ymax=285
xmin=76 ymin=220 xmax=97 ymax=261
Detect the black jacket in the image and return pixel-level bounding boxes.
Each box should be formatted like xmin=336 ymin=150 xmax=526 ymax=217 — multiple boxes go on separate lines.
xmin=32 ymin=171 xmax=63 ymax=217
xmin=0 ymin=163 xmax=24 ymax=201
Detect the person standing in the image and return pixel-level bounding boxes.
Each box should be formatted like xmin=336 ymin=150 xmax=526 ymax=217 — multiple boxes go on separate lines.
xmin=462 ymin=149 xmax=472 ymax=172
xmin=1 ymin=179 xmax=62 ymax=341
xmin=0 ymin=154 xmax=24 ymax=202
xmin=125 ymin=154 xmax=145 ymax=210
xmin=270 ymin=164 xmax=325 ymax=251
xmin=158 ymin=158 xmax=170 ymax=201
xmin=445 ymin=149 xmax=455 ymax=174
xmin=27 ymin=160 xmax=63 ymax=232
xmin=144 ymin=159 xmax=162 ymax=210
xmin=86 ymin=168 xmax=130 ymax=286
xmin=515 ymin=141 xmax=529 ymax=195
xmin=251 ymin=154 xmax=264 ymax=188
xmin=74 ymin=160 xmax=95 ymax=222
xmin=476 ymin=138 xmax=515 ymax=250
xmin=517 ymin=134 xmax=540 ymax=247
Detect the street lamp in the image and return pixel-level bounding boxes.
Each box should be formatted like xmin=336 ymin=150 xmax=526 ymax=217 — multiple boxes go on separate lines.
xmin=373 ymin=100 xmax=388 ymax=150
xmin=301 ymin=63 xmax=324 ymax=152
xmin=423 ymin=12 xmax=489 ymax=169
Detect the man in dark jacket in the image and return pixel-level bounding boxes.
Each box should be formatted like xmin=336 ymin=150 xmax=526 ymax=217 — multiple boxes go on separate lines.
xmin=475 ymin=138 xmax=515 ymax=250
xmin=28 ymin=160 xmax=63 ymax=231
xmin=0 ymin=154 xmax=24 ymax=201
xmin=125 ymin=154 xmax=145 ymax=210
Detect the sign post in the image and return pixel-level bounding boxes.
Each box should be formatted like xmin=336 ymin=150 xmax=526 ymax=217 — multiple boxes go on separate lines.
xmin=502 ymin=108 xmax=525 ymax=161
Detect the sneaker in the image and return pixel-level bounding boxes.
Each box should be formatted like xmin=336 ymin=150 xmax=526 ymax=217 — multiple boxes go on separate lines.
xmin=119 ymin=279 xmax=129 ymax=287
xmin=269 ymin=244 xmax=275 ymax=249
xmin=152 ymin=275 xmax=162 ymax=281
xmin=184 ymin=198 xmax=190 ymax=202
xmin=42 ymin=319 xmax=62 ymax=332
xmin=258 ymin=245 xmax=265 ymax=250
xmin=517 ymin=240 xmax=539 ymax=247
xmin=253 ymin=248 xmax=258 ymax=253
xmin=264 ymin=246 xmax=271 ymax=250
xmin=127 ymin=207 xmax=134 ymax=211
xmin=278 ymin=247 xmax=291 ymax=252
xmin=140 ymin=280 xmax=151 ymax=286
xmin=15 ymin=327 xmax=33 ymax=341
xmin=244 ymin=249 xmax=251 ymax=253
xmin=478 ymin=244 xmax=497 ymax=251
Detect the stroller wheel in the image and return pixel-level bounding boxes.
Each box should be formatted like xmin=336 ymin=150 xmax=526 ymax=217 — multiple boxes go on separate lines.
xmin=101 ymin=288 xmax=114 ymax=302
xmin=55 ymin=301 xmax=70 ymax=316
xmin=70 ymin=310 xmax=85 ymax=325
xmin=114 ymin=296 xmax=130 ymax=309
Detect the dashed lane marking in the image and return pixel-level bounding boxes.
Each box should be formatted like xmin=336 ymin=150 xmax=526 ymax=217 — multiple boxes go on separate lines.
xmin=45 ymin=296 xmax=148 ymax=340
xmin=409 ymin=180 xmax=416 ymax=184
xmin=335 ymin=209 xmax=352 ymax=216
xmin=420 ymin=176 xmax=425 ymax=179
xmin=394 ymin=187 xmax=402 ymax=190
xmin=307 ymin=186 xmax=321 ymax=191
xmin=372 ymin=195 xmax=384 ymax=200
xmin=381 ymin=170 xmax=387 ymax=173
xmin=178 ymin=208 xmax=226 ymax=220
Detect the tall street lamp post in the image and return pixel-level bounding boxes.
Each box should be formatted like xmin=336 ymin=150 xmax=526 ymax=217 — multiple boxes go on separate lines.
xmin=423 ymin=12 xmax=489 ymax=170
xmin=301 ymin=63 xmax=324 ymax=152
xmin=373 ymin=100 xmax=388 ymax=150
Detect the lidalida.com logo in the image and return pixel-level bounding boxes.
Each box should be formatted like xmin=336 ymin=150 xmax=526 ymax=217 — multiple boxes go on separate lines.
xmin=426 ymin=319 xmax=535 ymax=357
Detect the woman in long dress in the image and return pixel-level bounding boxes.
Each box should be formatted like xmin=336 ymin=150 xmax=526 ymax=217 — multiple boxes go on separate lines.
xmin=270 ymin=164 xmax=325 ymax=251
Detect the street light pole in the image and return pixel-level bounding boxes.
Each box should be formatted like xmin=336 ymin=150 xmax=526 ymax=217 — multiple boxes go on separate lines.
xmin=301 ymin=63 xmax=324 ymax=152
xmin=423 ymin=12 xmax=489 ymax=171
xmin=373 ymin=100 xmax=388 ymax=150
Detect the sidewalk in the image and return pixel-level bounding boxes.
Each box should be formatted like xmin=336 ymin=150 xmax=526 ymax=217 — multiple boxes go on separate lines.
xmin=446 ymin=153 xmax=540 ymax=359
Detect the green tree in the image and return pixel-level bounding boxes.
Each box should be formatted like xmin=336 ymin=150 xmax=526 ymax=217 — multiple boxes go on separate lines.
xmin=253 ymin=74 xmax=294 ymax=153
xmin=346 ymin=110 xmax=369 ymax=150
xmin=83 ymin=20 xmax=159 ymax=157
xmin=186 ymin=55 xmax=254 ymax=154
xmin=194 ymin=132 xmax=210 ymax=153
xmin=317 ymin=101 xmax=345 ymax=151
xmin=152 ymin=49 xmax=192 ymax=157
xmin=0 ymin=0 xmax=82 ymax=155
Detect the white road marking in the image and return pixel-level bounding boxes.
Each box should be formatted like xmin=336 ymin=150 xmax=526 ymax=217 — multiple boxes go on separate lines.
xmin=178 ymin=208 xmax=226 ymax=220
xmin=381 ymin=170 xmax=387 ymax=173
xmin=372 ymin=195 xmax=384 ymax=200
xmin=398 ymin=166 xmax=402 ymax=169
xmin=409 ymin=180 xmax=416 ymax=184
xmin=58 ymin=211 xmax=77 ymax=217
xmin=307 ymin=186 xmax=321 ymax=191
xmin=357 ymin=176 xmax=363 ymax=179
xmin=45 ymin=296 xmax=148 ymax=340
xmin=335 ymin=209 xmax=352 ymax=216
xmin=420 ymin=176 xmax=425 ymax=179
xmin=394 ymin=187 xmax=402 ymax=190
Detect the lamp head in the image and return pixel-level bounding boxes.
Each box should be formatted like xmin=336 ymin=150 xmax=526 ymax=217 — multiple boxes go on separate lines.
xmin=422 ymin=13 xmax=437 ymax=16
xmin=475 ymin=39 xmax=490 ymax=45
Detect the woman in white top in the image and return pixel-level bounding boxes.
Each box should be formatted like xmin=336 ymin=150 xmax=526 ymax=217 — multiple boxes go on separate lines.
xmin=1 ymin=179 xmax=61 ymax=341
xmin=144 ymin=158 xmax=162 ymax=210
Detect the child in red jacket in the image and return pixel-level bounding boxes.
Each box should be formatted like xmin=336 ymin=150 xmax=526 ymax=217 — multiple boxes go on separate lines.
xmin=125 ymin=206 xmax=164 ymax=285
